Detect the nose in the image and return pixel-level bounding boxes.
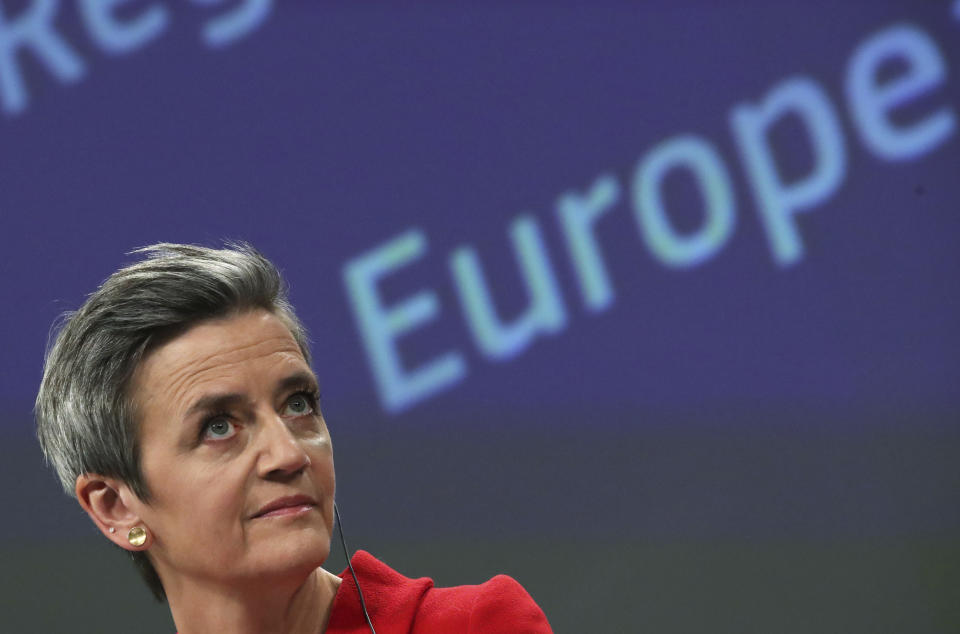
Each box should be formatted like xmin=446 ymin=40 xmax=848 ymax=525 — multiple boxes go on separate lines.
xmin=256 ymin=412 xmax=310 ymax=479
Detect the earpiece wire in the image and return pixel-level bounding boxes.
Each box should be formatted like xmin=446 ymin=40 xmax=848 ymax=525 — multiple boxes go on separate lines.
xmin=333 ymin=502 xmax=377 ymax=634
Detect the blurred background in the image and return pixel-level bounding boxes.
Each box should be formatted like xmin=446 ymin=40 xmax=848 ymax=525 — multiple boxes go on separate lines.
xmin=0 ymin=1 xmax=958 ymax=632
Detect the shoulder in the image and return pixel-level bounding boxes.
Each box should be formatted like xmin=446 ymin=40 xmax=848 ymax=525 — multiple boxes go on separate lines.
xmin=420 ymin=573 xmax=554 ymax=633
xmin=329 ymin=551 xmax=552 ymax=633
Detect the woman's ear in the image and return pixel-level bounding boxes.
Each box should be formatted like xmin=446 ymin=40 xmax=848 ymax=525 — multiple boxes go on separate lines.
xmin=75 ymin=474 xmax=153 ymax=552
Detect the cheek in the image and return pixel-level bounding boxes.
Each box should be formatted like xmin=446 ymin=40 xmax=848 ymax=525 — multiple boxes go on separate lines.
xmin=145 ymin=463 xmax=250 ymax=537
xmin=309 ymin=449 xmax=336 ymax=518
xmin=312 ymin=451 xmax=335 ymax=496
xmin=306 ymin=425 xmax=335 ymax=485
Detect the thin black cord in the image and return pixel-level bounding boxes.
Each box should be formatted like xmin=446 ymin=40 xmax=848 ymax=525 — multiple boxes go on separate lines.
xmin=334 ymin=502 xmax=377 ymax=634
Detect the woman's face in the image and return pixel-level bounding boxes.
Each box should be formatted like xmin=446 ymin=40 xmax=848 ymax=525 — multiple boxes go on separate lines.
xmin=125 ymin=308 xmax=335 ymax=589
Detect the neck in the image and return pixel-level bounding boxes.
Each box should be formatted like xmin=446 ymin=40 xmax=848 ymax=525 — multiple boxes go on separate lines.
xmin=166 ymin=566 xmax=343 ymax=634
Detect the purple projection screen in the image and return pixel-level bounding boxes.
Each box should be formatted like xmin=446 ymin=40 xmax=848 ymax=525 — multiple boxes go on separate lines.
xmin=0 ymin=2 xmax=957 ymax=632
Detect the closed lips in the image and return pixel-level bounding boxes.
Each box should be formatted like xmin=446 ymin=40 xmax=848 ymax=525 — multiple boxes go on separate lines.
xmin=252 ymin=495 xmax=316 ymax=518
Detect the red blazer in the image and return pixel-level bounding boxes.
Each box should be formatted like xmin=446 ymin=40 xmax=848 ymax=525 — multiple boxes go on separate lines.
xmin=326 ymin=550 xmax=553 ymax=633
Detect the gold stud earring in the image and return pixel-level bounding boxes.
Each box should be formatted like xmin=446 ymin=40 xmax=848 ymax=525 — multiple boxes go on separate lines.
xmin=128 ymin=526 xmax=147 ymax=547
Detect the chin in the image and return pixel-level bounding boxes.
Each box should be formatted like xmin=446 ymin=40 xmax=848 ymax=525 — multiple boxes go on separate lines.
xmin=250 ymin=526 xmax=332 ymax=579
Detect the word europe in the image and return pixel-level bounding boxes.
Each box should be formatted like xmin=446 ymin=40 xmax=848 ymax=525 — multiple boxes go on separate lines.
xmin=344 ymin=18 xmax=958 ymax=414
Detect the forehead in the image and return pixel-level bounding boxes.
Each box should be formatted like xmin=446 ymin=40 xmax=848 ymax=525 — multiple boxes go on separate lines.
xmin=130 ymin=309 xmax=309 ymax=413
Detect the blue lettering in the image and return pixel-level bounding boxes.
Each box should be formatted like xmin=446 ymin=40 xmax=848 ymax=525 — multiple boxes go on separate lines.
xmin=632 ymin=135 xmax=736 ymax=269
xmin=731 ymin=77 xmax=847 ymax=267
xmin=846 ymin=23 xmax=955 ymax=161
xmin=191 ymin=0 xmax=273 ymax=48
xmin=557 ymin=174 xmax=621 ymax=312
xmin=0 ymin=0 xmax=85 ymax=115
xmin=342 ymin=230 xmax=467 ymax=413
xmin=451 ymin=215 xmax=567 ymax=361
xmin=78 ymin=0 xmax=169 ymax=56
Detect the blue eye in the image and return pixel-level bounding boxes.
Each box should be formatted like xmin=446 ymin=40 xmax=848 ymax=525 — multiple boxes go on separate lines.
xmin=282 ymin=393 xmax=314 ymax=417
xmin=202 ymin=417 xmax=236 ymax=441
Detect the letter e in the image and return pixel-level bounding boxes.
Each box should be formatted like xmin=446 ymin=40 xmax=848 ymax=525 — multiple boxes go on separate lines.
xmin=343 ymin=230 xmax=467 ymax=413
xmin=847 ymin=23 xmax=955 ymax=161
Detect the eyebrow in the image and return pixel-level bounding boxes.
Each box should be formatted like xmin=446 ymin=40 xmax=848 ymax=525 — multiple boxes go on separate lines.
xmin=275 ymin=371 xmax=320 ymax=399
xmin=184 ymin=392 xmax=249 ymax=421
xmin=183 ymin=371 xmax=320 ymax=420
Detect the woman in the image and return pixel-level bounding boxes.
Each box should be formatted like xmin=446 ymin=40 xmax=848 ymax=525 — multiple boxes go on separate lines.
xmin=35 ymin=243 xmax=552 ymax=634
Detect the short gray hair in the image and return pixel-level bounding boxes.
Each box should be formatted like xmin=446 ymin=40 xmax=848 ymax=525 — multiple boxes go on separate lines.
xmin=35 ymin=242 xmax=311 ymax=600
